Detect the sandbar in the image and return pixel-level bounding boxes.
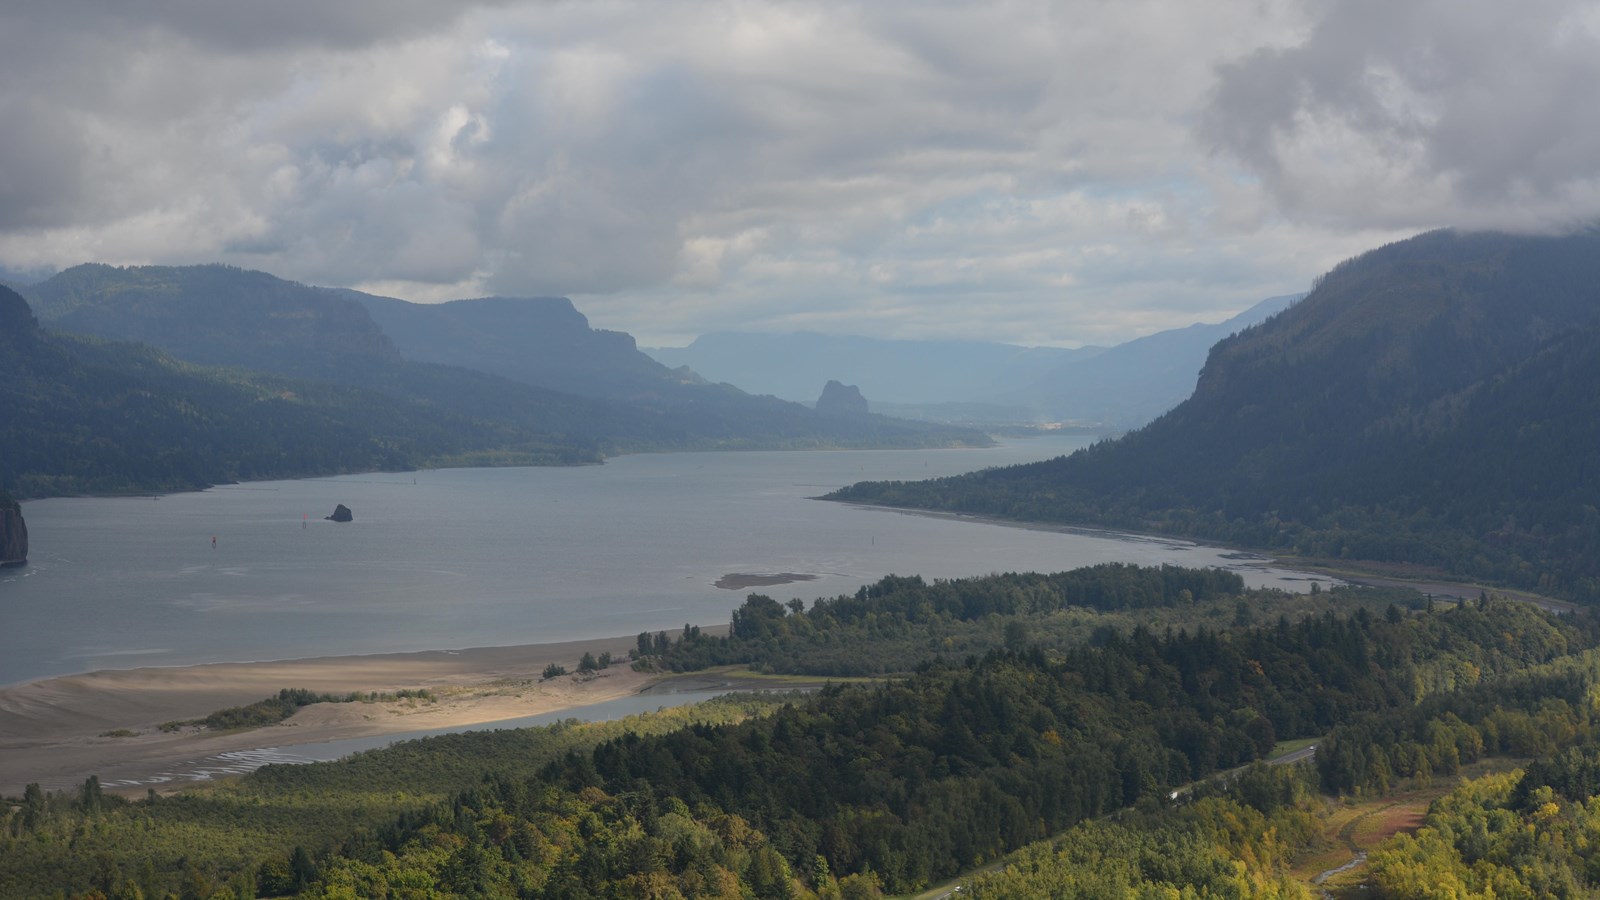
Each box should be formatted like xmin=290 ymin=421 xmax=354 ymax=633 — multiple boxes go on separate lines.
xmin=715 ymin=572 xmax=820 ymax=590
xmin=0 ymin=630 xmax=724 ymax=797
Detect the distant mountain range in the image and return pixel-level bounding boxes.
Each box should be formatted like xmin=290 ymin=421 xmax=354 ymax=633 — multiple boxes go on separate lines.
xmin=830 ymin=228 xmax=1600 ymax=597
xmin=648 ymin=334 xmax=1092 ymax=407
xmin=645 ymin=294 xmax=1299 ymax=429
xmin=4 ymin=265 xmax=986 ymax=496
xmin=1002 ymin=294 xmax=1302 ymax=427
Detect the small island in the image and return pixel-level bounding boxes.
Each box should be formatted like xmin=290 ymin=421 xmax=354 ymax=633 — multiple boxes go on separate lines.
xmin=714 ymin=572 xmax=819 ymax=590
xmin=325 ymin=503 xmax=354 ymax=523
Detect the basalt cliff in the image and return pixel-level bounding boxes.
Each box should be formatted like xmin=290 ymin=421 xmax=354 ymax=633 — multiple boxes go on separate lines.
xmin=0 ymin=287 xmax=34 ymax=565
xmin=0 ymin=489 xmax=27 ymax=567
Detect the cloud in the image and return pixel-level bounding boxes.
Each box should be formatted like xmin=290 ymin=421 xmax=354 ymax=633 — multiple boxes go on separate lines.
xmin=1202 ymin=0 xmax=1600 ymax=231
xmin=7 ymin=0 xmax=1572 ymax=346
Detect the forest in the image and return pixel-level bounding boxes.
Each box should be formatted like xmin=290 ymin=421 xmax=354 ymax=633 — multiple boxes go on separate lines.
xmin=2 ymin=267 xmax=986 ymax=501
xmin=0 ymin=313 xmax=598 ymax=497
xmin=829 ymin=229 xmax=1600 ymax=600
xmin=0 ymin=279 xmax=984 ymax=499
xmin=639 ymin=564 xmax=1326 ymax=675
xmin=7 ymin=563 xmax=1600 ymax=898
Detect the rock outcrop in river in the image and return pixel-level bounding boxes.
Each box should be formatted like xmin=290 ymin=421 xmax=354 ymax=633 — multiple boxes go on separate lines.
xmin=0 ymin=489 xmax=28 ymax=567
xmin=325 ymin=504 xmax=353 ymax=523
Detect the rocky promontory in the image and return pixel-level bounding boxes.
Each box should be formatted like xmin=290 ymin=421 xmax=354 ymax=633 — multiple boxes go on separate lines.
xmin=0 ymin=489 xmax=28 ymax=567
xmin=326 ymin=503 xmax=354 ymax=523
xmin=816 ymin=380 xmax=870 ymax=417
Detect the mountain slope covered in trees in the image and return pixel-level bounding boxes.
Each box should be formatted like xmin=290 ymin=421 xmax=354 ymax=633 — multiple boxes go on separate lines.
xmin=0 ymin=285 xmax=598 ymax=497
xmin=20 ymin=265 xmax=986 ymax=464
xmin=831 ymin=229 xmax=1600 ymax=596
xmin=7 ymin=574 xmax=1594 ymax=898
xmin=1007 ymin=292 xmax=1303 ymax=427
xmin=353 ymin=289 xmax=985 ymax=447
xmin=352 ymin=292 xmax=683 ymax=400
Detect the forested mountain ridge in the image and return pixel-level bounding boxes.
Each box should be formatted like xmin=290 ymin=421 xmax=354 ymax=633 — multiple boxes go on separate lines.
xmin=352 ymin=289 xmax=984 ymax=448
xmin=831 ymin=228 xmax=1600 ymax=597
xmin=0 ymin=284 xmax=600 ymax=497
xmin=28 ymin=264 xmax=401 ymax=381
xmin=19 ymin=264 xmax=987 ymax=461
xmin=352 ymin=292 xmax=680 ymax=400
xmin=9 ymin=581 xmax=1593 ymax=898
xmin=1009 ymin=292 xmax=1303 ymax=427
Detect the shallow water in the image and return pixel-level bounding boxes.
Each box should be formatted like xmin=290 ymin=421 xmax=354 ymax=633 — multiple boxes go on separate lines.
xmin=94 ymin=687 xmax=745 ymax=791
xmin=2 ymin=437 xmax=1327 ymax=686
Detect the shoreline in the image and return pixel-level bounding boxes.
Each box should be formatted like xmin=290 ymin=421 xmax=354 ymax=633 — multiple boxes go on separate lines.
xmin=836 ymin=500 xmax=1574 ymax=610
xmin=0 ymin=628 xmax=727 ymax=797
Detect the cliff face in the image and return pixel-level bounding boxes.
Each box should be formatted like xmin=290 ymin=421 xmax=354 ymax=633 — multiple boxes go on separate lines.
xmin=816 ymin=380 xmax=870 ymax=416
xmin=354 ymin=293 xmax=679 ymax=399
xmin=0 ymin=491 xmax=28 ymax=567
xmin=0 ymin=283 xmax=38 ymax=342
xmin=1 ymin=293 xmax=34 ymax=565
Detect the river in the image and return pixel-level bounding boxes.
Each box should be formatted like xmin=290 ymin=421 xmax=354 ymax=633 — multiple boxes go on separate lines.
xmin=0 ymin=437 xmax=1325 ymax=686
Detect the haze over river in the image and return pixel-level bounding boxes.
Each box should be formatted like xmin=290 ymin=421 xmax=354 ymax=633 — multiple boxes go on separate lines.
xmin=1 ymin=437 xmax=1324 ymax=686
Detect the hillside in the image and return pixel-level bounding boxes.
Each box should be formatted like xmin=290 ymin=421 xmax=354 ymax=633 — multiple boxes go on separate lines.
xmin=22 ymin=265 xmax=987 ymax=456
xmin=28 ymin=264 xmax=399 ymax=380
xmin=0 ymin=284 xmax=600 ymax=497
xmin=355 ymin=291 xmax=989 ymax=447
xmin=354 ymin=293 xmax=675 ymax=400
xmin=23 ymin=265 xmax=668 ymax=441
xmin=1009 ymin=293 xmax=1303 ymax=427
xmin=830 ymin=228 xmax=1600 ymax=597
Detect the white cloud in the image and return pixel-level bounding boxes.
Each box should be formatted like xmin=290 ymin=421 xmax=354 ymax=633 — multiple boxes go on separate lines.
xmin=0 ymin=0 xmax=1591 ymax=346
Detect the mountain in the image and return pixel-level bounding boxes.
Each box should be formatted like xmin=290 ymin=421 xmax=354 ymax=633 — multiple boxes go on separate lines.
xmin=1010 ymin=293 xmax=1303 ymax=427
xmin=815 ymin=380 xmax=869 ymax=417
xmin=29 ymin=264 xmax=399 ymax=380
xmin=349 ymin=290 xmax=983 ymax=446
xmin=830 ymin=228 xmax=1600 ymax=597
xmin=352 ymin=293 xmax=676 ymax=400
xmin=23 ymin=265 xmax=687 ymax=452
xmin=0 ymin=281 xmax=38 ymax=334
xmin=646 ymin=296 xmax=1299 ymax=430
xmin=646 ymin=332 xmax=1091 ymax=405
xmin=21 ymin=264 xmax=988 ymax=462
xmin=0 ymin=284 xmax=599 ymax=497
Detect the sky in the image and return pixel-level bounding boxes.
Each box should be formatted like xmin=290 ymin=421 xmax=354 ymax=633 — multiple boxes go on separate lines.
xmin=2 ymin=0 xmax=1597 ymax=348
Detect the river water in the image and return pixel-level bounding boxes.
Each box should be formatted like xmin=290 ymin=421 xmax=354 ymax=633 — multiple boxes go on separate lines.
xmin=1 ymin=437 xmax=1321 ymax=686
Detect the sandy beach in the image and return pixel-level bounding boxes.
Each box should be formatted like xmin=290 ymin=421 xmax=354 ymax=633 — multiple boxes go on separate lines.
xmin=0 ymin=631 xmax=716 ymax=797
